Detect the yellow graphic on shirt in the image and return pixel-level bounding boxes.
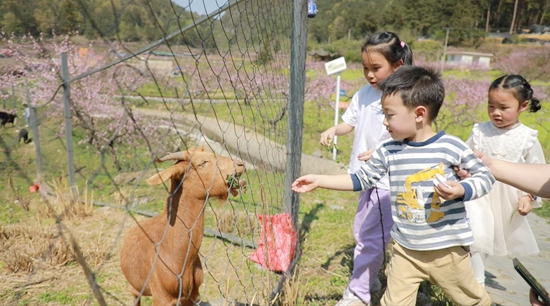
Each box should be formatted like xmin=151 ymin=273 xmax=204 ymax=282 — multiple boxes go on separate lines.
xmin=396 ymin=163 xmax=446 ymax=223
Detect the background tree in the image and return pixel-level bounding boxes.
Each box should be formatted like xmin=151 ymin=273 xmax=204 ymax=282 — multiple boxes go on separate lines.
xmin=510 ymin=0 xmax=520 ymax=33
xmin=0 ymin=0 xmax=37 ymax=35
xmin=34 ymin=7 xmax=57 ymax=35
xmin=0 ymin=0 xmax=548 ymax=47
xmin=60 ymin=0 xmax=83 ymax=34
xmin=307 ymin=0 xmax=549 ymax=44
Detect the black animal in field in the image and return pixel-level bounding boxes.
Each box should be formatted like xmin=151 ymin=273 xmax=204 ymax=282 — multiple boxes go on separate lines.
xmin=0 ymin=109 xmax=17 ymax=127
xmin=18 ymin=128 xmax=31 ymax=144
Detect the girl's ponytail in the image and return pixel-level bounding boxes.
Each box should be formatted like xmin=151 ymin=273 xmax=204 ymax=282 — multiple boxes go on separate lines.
xmin=519 ymin=77 xmax=542 ymax=113
xmin=529 ymin=97 xmax=542 ymax=113
xmin=401 ymin=42 xmax=413 ymax=66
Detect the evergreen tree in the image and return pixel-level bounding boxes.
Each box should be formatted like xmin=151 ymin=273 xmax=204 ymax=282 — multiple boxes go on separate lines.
xmin=60 ymin=0 xmax=83 ymax=33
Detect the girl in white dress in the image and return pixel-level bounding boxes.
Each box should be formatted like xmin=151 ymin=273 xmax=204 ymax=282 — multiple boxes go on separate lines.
xmin=465 ymin=74 xmax=545 ymax=288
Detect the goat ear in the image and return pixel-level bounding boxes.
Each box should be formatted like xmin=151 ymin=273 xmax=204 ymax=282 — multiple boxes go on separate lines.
xmin=146 ymin=167 xmax=177 ymax=185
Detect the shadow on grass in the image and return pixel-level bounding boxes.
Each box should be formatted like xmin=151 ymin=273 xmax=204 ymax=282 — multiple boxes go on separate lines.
xmin=298 ymin=202 xmax=324 ymax=241
xmin=320 ymin=243 xmax=355 ymax=274
xmin=298 ymin=202 xmax=357 ymax=304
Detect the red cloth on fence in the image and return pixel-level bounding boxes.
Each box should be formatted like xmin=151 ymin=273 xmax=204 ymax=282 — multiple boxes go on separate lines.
xmin=249 ymin=213 xmax=297 ymax=272
xmin=29 ymin=182 xmax=39 ymax=193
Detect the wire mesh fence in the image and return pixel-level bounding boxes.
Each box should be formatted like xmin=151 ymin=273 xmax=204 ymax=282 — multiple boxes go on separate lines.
xmin=0 ymin=0 xmax=308 ymax=305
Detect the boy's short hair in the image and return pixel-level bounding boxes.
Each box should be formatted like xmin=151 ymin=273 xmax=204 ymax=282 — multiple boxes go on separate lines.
xmin=378 ymin=66 xmax=444 ymax=121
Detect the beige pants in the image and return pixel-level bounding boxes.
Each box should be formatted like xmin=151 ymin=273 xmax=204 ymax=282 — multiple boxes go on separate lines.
xmin=381 ymin=241 xmax=492 ymax=306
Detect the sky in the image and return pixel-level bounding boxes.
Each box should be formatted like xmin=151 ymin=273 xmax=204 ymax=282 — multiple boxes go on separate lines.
xmin=172 ymin=0 xmax=229 ymax=15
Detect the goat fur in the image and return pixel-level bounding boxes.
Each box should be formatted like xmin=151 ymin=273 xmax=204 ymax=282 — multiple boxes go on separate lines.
xmin=120 ymin=147 xmax=245 ymax=306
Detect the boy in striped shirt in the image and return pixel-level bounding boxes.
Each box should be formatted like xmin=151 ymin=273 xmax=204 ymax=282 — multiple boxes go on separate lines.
xmin=292 ymin=65 xmax=495 ymax=306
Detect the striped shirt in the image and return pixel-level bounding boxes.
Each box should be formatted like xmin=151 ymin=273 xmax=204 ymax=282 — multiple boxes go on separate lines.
xmin=350 ymin=131 xmax=495 ymax=251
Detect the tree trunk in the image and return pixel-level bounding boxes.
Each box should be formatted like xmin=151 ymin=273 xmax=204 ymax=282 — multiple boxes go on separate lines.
xmin=541 ymin=4 xmax=548 ymax=24
xmin=486 ymin=2 xmax=491 ymax=33
xmin=510 ymin=0 xmax=519 ymax=34
xmin=496 ymin=0 xmax=504 ymax=27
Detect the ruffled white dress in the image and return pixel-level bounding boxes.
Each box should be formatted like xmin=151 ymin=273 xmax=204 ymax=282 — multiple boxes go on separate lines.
xmin=465 ymin=121 xmax=545 ymax=257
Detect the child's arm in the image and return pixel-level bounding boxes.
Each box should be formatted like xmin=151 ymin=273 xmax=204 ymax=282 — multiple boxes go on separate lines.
xmin=352 ymin=147 xmax=388 ymax=190
xmin=320 ymin=122 xmax=354 ymax=146
xmin=292 ymin=147 xmax=388 ymax=193
xmin=444 ymin=148 xmax=495 ymax=202
xmin=292 ymin=174 xmax=354 ymax=193
xmin=472 ymin=151 xmax=550 ymax=199
xmin=321 ymin=90 xmax=360 ymax=146
xmin=519 ymin=138 xmax=545 ymax=208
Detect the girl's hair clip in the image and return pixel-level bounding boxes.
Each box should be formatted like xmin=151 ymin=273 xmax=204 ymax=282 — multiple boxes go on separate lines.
xmin=400 ymin=41 xmax=406 ymax=48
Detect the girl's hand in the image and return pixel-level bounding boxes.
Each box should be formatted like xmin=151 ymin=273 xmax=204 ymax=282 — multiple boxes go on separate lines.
xmin=518 ymin=196 xmax=533 ymax=216
xmin=474 ymin=150 xmax=494 ymax=174
xmin=434 ymin=180 xmax=465 ymax=201
xmin=291 ymin=175 xmax=320 ymax=193
xmin=453 ymin=166 xmax=470 ymax=180
xmin=358 ymin=149 xmax=376 ymax=162
xmin=320 ymin=128 xmax=336 ymax=146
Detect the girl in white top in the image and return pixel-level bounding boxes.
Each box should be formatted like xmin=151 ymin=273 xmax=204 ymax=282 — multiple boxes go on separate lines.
xmin=465 ymin=74 xmax=545 ymax=288
xmin=320 ymin=32 xmax=413 ymax=306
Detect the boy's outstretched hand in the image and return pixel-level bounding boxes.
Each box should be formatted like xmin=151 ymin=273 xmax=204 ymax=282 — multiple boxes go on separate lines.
xmin=292 ymin=175 xmax=320 ymax=193
xmin=434 ymin=180 xmax=465 ymax=201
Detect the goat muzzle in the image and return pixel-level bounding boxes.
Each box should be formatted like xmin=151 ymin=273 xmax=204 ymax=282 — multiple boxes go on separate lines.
xmin=227 ymin=173 xmax=246 ymax=197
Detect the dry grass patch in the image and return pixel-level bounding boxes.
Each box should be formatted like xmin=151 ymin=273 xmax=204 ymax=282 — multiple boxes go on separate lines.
xmin=0 ymin=222 xmax=74 ymax=273
xmin=519 ymin=33 xmax=550 ymax=40
xmin=278 ymin=268 xmax=306 ymax=306
xmin=0 ymin=206 xmax=131 ymax=305
xmin=37 ymin=178 xmax=94 ymax=220
xmin=216 ymin=208 xmax=259 ymax=237
xmin=0 ymin=178 xmax=133 ymax=305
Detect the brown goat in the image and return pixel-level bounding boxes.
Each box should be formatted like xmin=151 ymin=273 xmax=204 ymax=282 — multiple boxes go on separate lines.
xmin=120 ymin=147 xmax=245 ymax=306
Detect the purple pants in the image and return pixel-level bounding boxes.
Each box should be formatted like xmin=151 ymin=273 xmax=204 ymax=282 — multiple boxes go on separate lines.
xmin=349 ymin=187 xmax=393 ymax=304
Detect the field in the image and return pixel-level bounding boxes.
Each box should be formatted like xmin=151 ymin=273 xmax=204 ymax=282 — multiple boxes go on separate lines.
xmin=1 ymin=36 xmax=550 ymax=306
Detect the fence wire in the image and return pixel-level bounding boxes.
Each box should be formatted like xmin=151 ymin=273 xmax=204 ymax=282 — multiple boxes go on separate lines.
xmin=0 ymin=0 xmax=306 ymax=305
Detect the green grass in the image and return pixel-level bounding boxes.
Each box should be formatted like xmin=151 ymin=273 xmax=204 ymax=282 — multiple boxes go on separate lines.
xmin=341 ymin=68 xmax=364 ymax=81
xmin=37 ymin=291 xmax=76 ymax=304
xmin=534 ymin=197 xmax=550 ymax=220
xmin=442 ymin=68 xmax=506 ymax=80
xmin=0 ymin=202 xmax=29 ymax=224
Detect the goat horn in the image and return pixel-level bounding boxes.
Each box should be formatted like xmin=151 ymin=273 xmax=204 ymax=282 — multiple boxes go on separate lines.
xmin=155 ymin=151 xmax=189 ymax=163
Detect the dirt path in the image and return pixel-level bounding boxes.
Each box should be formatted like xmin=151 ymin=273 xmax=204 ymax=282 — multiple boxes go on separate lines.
xmin=134 ymin=107 xmax=348 ymax=176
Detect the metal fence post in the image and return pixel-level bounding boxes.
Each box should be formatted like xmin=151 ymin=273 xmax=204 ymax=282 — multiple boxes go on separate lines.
xmin=61 ymin=53 xmax=76 ymax=189
xmin=284 ymin=0 xmax=308 ymax=228
xmin=269 ymin=1 xmax=308 ymax=301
